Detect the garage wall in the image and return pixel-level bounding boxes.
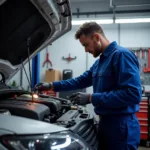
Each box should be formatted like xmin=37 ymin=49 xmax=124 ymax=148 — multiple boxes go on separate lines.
xmin=40 ymin=23 xmax=149 ymax=92
xmin=120 ymin=23 xmax=150 ymax=47
xmin=9 ymin=23 xmax=150 ymax=92
xmin=40 ymin=30 xmax=86 ymax=82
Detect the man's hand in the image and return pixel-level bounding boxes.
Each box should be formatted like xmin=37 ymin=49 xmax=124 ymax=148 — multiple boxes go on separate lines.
xmin=34 ymin=82 xmax=52 ymax=91
xmin=69 ymin=92 xmax=91 ymax=105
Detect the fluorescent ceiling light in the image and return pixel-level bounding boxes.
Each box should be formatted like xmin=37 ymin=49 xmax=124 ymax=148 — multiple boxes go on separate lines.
xmin=116 ymin=18 xmax=150 ymax=23
xmin=72 ymin=18 xmax=150 ymax=25
xmin=72 ymin=19 xmax=113 ymax=25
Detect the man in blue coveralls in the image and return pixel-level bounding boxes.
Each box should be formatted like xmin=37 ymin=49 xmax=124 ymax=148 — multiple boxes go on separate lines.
xmin=35 ymin=22 xmax=142 ymax=150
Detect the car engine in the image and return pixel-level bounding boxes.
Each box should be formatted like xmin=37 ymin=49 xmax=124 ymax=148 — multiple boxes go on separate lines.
xmin=0 ymin=89 xmax=99 ymax=149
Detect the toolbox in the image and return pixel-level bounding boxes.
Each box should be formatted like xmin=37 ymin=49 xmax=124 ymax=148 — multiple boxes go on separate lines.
xmin=136 ymin=95 xmax=150 ymax=147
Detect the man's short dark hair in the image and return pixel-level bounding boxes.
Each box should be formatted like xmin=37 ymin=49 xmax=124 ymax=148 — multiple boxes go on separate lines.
xmin=75 ymin=22 xmax=105 ymax=39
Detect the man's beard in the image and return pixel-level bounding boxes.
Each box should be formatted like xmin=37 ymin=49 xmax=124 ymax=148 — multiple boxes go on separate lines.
xmin=93 ymin=47 xmax=101 ymax=58
xmin=92 ymin=42 xmax=102 ymax=58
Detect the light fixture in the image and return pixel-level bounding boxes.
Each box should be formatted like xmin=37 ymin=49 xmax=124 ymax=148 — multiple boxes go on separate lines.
xmin=2 ymin=132 xmax=90 ymax=150
xmin=116 ymin=18 xmax=150 ymax=24
xmin=72 ymin=19 xmax=113 ymax=25
xmin=51 ymin=135 xmax=71 ymax=149
xmin=72 ymin=18 xmax=150 ymax=25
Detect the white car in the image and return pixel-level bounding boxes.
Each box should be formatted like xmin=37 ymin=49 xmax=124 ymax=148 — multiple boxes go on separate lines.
xmin=0 ymin=0 xmax=98 ymax=150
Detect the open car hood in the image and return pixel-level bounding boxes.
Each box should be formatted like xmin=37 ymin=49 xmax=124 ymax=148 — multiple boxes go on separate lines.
xmin=0 ymin=0 xmax=72 ymax=82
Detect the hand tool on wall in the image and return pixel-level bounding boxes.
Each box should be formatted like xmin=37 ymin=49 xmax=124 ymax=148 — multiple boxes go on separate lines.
xmin=140 ymin=75 xmax=144 ymax=84
xmin=142 ymin=49 xmax=145 ymax=59
xmin=140 ymin=64 xmax=143 ymax=73
xmin=138 ymin=49 xmax=141 ymax=59
xmin=143 ymin=63 xmax=148 ymax=72
xmin=145 ymin=49 xmax=147 ymax=59
xmin=43 ymin=47 xmax=53 ymax=68
xmin=143 ymin=49 xmax=150 ymax=72
xmin=136 ymin=50 xmax=139 ymax=58
xmin=62 ymin=53 xmax=76 ymax=62
xmin=140 ymin=48 xmax=143 ymax=59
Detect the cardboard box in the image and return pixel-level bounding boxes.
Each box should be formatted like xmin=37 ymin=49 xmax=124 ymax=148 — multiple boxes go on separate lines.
xmin=45 ymin=69 xmax=61 ymax=82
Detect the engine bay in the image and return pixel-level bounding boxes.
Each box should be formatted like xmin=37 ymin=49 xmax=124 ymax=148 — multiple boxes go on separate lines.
xmin=0 ymin=90 xmax=98 ymax=149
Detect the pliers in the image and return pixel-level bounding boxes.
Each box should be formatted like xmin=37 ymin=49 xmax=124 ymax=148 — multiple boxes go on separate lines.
xmin=43 ymin=47 xmax=52 ymax=68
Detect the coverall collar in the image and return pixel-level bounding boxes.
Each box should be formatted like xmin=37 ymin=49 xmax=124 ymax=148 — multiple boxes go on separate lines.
xmin=102 ymin=41 xmax=117 ymax=57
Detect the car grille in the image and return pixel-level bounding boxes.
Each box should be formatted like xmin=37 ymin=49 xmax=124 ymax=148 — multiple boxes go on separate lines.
xmin=77 ymin=123 xmax=99 ymax=150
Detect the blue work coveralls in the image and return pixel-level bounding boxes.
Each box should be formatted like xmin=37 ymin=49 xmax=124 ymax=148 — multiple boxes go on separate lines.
xmin=53 ymin=41 xmax=142 ymax=150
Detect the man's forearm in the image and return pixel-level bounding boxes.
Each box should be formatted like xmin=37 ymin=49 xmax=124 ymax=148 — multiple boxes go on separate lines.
xmin=52 ymin=74 xmax=92 ymax=92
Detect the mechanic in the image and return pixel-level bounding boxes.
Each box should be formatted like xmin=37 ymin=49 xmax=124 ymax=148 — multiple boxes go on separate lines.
xmin=35 ymin=22 xmax=142 ymax=150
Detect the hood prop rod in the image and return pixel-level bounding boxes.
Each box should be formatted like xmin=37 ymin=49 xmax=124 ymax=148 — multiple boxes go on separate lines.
xmin=27 ymin=38 xmax=34 ymax=103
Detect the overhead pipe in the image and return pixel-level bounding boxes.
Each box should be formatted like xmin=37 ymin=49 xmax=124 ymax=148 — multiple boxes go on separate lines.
xmin=73 ymin=0 xmax=150 ymax=18
xmin=72 ymin=9 xmax=150 ymax=16
xmin=112 ymin=3 xmax=116 ymax=23
xmin=116 ymin=4 xmax=150 ymax=8
xmin=110 ymin=0 xmax=114 ymax=9
xmin=110 ymin=0 xmax=150 ymax=8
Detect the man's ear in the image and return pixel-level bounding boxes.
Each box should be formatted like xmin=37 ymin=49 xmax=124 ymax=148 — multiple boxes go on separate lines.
xmin=93 ymin=33 xmax=101 ymax=42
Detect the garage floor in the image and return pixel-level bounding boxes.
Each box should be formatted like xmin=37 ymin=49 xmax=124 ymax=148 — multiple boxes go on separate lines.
xmin=139 ymin=147 xmax=148 ymax=150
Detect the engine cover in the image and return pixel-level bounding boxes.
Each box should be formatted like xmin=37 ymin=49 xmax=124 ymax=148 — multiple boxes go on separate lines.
xmin=16 ymin=96 xmax=62 ymax=113
xmin=0 ymin=100 xmax=50 ymax=121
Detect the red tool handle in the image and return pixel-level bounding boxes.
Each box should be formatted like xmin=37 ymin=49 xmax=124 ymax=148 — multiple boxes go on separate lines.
xmin=43 ymin=50 xmax=53 ymax=67
xmin=136 ymin=50 xmax=139 ymax=58
xmin=143 ymin=63 xmax=147 ymax=72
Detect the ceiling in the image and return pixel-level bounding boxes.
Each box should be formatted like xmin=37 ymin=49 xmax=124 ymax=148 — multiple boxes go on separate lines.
xmin=70 ymin=0 xmax=150 ymax=18
xmin=70 ymin=0 xmax=107 ymax=2
xmin=70 ymin=0 xmax=150 ymax=5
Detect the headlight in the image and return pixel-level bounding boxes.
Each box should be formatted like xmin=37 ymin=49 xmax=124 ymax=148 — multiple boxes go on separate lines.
xmin=2 ymin=131 xmax=91 ymax=150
